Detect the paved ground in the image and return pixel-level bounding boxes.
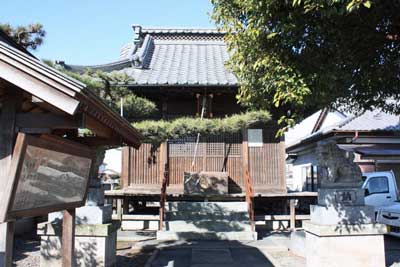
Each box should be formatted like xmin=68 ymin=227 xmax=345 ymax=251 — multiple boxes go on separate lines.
xmin=11 ymin=231 xmax=400 ymax=267
xmin=385 ymin=235 xmax=400 ymax=267
xmin=142 ymin=232 xmax=303 ymax=267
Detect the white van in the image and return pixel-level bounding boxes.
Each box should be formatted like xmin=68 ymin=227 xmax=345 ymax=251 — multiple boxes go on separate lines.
xmin=361 ymin=171 xmax=400 ymax=237
xmin=362 ymin=171 xmax=399 ymax=208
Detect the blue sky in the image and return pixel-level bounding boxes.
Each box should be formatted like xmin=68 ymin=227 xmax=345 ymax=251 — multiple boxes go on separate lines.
xmin=1 ymin=0 xmax=214 ymax=64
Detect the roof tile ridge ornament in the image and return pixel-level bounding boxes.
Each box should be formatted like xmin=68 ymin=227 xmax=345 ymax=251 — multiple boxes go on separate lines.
xmin=130 ymin=34 xmax=154 ymax=69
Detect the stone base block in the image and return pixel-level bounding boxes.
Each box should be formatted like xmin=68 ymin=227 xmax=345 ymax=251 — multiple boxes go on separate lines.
xmin=49 ymin=205 xmax=112 ymax=224
xmin=157 ymin=230 xmax=257 ymax=241
xmin=310 ymin=204 xmax=375 ymax=225
xmin=121 ymin=220 xmax=159 ymax=231
xmin=318 ymin=188 xmax=365 ymax=206
xmin=304 ymin=222 xmax=387 ymax=267
xmin=38 ymin=222 xmax=119 ymax=267
xmin=289 ymin=230 xmax=306 ymax=257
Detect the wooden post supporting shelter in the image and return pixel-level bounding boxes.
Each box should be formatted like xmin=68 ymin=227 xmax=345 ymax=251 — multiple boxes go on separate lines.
xmin=0 ymin=93 xmax=18 ymax=267
xmin=62 ymin=209 xmax=76 ymax=267
xmin=0 ymin=34 xmax=142 ymax=267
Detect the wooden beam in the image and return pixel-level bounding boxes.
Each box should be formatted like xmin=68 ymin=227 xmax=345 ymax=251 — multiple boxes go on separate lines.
xmin=0 ymin=93 xmax=18 ymax=267
xmin=85 ymin=115 xmax=113 ymax=139
xmin=62 ymin=208 xmax=75 ymax=267
xmin=15 ymin=113 xmax=83 ymax=129
xmin=68 ymin=137 xmax=122 ymax=147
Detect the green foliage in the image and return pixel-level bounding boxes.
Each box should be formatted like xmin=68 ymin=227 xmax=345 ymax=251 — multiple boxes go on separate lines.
xmin=44 ymin=60 xmax=158 ymax=119
xmin=65 ymin=70 xmax=157 ymax=119
xmin=211 ymin=0 xmax=400 ymax=130
xmin=0 ymin=23 xmax=45 ymax=50
xmin=133 ymin=110 xmax=271 ymax=145
xmin=122 ymin=94 xmax=158 ymax=119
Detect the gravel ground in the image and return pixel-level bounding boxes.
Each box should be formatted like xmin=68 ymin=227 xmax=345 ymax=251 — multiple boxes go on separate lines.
xmin=12 ymin=238 xmax=155 ymax=267
xmin=13 ymin=238 xmax=40 ymax=267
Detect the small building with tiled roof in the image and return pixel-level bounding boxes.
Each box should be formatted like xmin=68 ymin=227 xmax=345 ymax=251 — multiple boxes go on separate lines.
xmin=60 ymin=25 xmax=240 ymax=120
xmin=285 ymin=109 xmax=400 ymax=192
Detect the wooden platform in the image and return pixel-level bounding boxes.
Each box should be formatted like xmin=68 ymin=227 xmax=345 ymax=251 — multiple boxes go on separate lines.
xmin=104 ymin=186 xmax=317 ymax=200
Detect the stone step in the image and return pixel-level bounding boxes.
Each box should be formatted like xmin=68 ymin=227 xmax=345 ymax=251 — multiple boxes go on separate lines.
xmin=122 ymin=220 xmax=159 ymax=231
xmin=165 ymin=211 xmax=249 ymax=221
xmin=157 ymin=230 xmax=257 ymax=241
xmin=163 ymin=220 xmax=252 ymax=232
xmin=165 ymin=201 xmax=248 ymax=213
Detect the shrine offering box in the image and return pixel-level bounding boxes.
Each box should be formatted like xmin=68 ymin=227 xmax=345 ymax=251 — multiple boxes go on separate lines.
xmin=0 ymin=133 xmax=95 ymax=222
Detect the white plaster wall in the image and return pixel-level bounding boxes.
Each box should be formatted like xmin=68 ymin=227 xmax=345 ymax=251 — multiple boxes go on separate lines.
xmin=103 ymin=148 xmax=122 ymax=175
xmin=287 ymin=151 xmax=319 ymax=192
xmin=285 ymin=109 xmax=349 ymax=191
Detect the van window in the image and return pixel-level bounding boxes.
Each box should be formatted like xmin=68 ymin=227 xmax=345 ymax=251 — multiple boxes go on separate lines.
xmin=366 ymin=176 xmax=389 ymax=194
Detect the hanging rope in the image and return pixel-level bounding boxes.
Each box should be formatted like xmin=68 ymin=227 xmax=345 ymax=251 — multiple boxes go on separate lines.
xmin=191 ymin=95 xmax=207 ymax=171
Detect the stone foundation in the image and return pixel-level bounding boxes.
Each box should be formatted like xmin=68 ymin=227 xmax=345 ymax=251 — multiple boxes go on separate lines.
xmin=37 ymin=222 xmax=119 ymax=267
xmin=304 ymin=221 xmax=387 ymax=267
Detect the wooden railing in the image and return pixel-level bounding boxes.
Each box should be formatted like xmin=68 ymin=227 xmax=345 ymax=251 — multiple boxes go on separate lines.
xmin=244 ymin=168 xmax=255 ymax=231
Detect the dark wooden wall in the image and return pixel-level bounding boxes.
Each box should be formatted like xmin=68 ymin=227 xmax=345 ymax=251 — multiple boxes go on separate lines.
xmin=128 ymin=91 xmax=242 ymax=121
xmin=121 ymin=130 xmax=286 ymax=195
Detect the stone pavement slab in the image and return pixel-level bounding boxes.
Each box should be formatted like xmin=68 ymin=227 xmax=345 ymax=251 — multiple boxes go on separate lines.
xmin=147 ymin=242 xmax=275 ymax=267
xmin=191 ymin=248 xmax=233 ymax=264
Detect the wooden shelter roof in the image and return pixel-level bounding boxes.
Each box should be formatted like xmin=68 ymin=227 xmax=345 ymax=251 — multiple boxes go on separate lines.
xmin=0 ymin=31 xmax=142 ymax=148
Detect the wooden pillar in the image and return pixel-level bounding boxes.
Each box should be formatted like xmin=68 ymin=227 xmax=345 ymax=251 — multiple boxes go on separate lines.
xmin=242 ymin=129 xmax=249 ymax=178
xmin=161 ymin=95 xmax=168 ymax=119
xmin=196 ymin=94 xmax=200 ymax=117
xmin=159 ymin=142 xmax=167 ymax=184
xmin=290 ymin=199 xmax=296 ymax=231
xmin=62 ymin=208 xmax=76 ymax=267
xmin=116 ymin=199 xmax=122 ymax=221
xmin=208 ymin=94 xmax=213 ymax=118
xmin=123 ymin=197 xmax=129 ymax=214
xmin=0 ymin=93 xmax=18 ymax=267
xmin=121 ymin=147 xmax=130 ymax=189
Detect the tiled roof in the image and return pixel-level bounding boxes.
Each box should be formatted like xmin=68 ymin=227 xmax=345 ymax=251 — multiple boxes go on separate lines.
xmin=62 ymin=26 xmax=238 ymax=87
xmin=286 ymin=109 xmax=400 ymax=151
xmin=339 ymin=110 xmax=400 ymax=131
xmin=116 ymin=38 xmax=237 ymax=86
xmin=140 ymin=27 xmax=224 ymax=35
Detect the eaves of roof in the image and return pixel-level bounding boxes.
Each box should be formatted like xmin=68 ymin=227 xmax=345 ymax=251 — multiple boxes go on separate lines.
xmin=0 ymin=39 xmax=142 ymax=148
xmin=286 ymin=128 xmax=400 ymax=154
